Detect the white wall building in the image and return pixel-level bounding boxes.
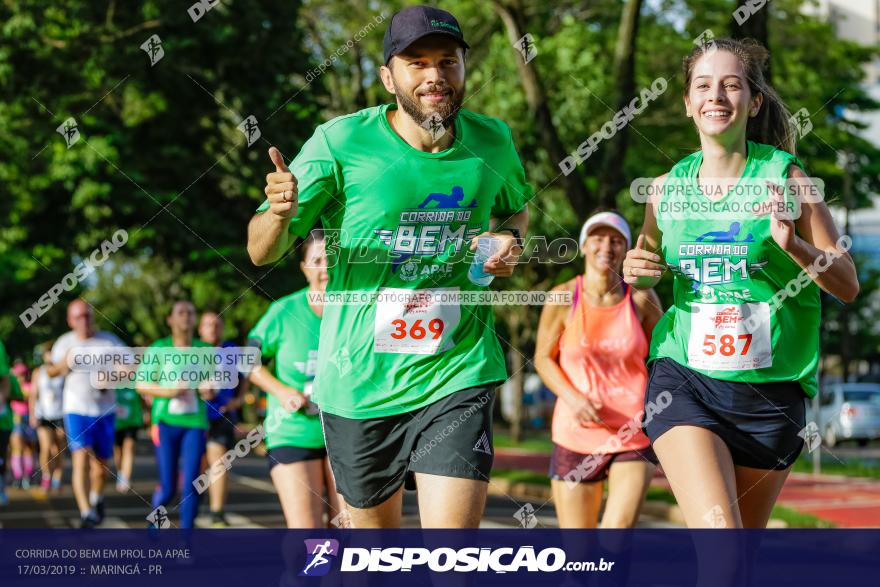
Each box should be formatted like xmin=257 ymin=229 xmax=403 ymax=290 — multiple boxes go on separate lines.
xmin=807 ymin=1 xmax=880 ymax=235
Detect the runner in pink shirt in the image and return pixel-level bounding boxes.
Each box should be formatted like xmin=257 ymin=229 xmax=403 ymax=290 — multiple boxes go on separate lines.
xmin=535 ymin=211 xmax=663 ymax=528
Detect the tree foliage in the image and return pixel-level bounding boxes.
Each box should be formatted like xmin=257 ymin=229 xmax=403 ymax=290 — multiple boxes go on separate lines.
xmin=2 ymin=0 xmax=878 ymax=376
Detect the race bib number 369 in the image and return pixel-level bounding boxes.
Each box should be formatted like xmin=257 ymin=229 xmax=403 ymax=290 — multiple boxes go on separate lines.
xmin=687 ymin=302 xmax=772 ymax=371
xmin=374 ymin=288 xmax=460 ymax=355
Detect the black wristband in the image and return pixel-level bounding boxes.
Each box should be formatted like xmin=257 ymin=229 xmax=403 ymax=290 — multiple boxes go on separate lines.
xmin=496 ymin=227 xmax=523 ymax=248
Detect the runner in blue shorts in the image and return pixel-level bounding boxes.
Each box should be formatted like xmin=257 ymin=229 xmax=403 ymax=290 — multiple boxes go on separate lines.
xmin=46 ymin=299 xmax=125 ymax=527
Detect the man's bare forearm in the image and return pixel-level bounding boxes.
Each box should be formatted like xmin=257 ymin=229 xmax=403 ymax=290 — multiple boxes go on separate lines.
xmin=247 ymin=212 xmax=293 ymax=265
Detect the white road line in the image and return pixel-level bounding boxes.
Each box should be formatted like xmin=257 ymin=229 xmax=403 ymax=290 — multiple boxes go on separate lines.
xmin=195 ymin=512 xmax=266 ymax=529
xmin=226 ymin=512 xmax=265 ymax=528
xmin=45 ymin=511 xmax=67 ymax=528
xmin=4 ymin=502 xmax=281 ymax=521
xmin=99 ymin=516 xmax=130 ymax=528
xmin=478 ymin=520 xmax=511 ymax=528
xmin=232 ymin=474 xmax=277 ymax=493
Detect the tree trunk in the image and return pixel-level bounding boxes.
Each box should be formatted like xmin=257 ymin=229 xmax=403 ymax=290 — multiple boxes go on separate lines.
xmin=506 ymin=312 xmax=526 ymax=443
xmin=491 ymin=0 xmax=592 ymax=217
xmin=351 ymin=42 xmax=367 ymax=110
xmin=508 ymin=349 xmax=525 ymax=443
xmin=731 ymin=0 xmax=771 ymax=81
xmin=596 ymin=0 xmax=643 ymax=208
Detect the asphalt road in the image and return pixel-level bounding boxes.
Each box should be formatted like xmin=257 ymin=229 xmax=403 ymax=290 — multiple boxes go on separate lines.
xmin=0 ymin=435 xmax=676 ymax=529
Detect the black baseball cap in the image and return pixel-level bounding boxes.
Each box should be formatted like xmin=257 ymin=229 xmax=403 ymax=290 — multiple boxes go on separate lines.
xmin=383 ymin=5 xmax=469 ymax=64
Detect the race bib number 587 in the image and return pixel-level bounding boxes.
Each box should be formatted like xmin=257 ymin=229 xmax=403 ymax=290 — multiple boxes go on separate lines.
xmin=374 ymin=288 xmax=460 ymax=355
xmin=687 ymin=302 xmax=772 ymax=371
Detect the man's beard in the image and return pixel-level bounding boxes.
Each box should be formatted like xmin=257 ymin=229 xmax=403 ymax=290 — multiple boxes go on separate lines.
xmin=393 ymin=79 xmax=466 ymax=131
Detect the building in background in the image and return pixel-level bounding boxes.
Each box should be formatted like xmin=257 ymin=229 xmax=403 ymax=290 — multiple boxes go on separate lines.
xmin=809 ymin=1 xmax=880 ymax=240
xmin=803 ymin=2 xmax=880 ymax=383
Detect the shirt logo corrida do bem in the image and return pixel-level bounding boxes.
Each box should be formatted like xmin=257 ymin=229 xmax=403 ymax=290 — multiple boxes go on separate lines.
xmin=374 ymin=186 xmax=482 ymax=282
xmin=667 ymin=222 xmax=768 ymax=302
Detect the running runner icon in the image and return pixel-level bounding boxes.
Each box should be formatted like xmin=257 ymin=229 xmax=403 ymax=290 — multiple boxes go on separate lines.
xmin=300 ymin=539 xmax=339 ymax=577
xmin=417 ymin=185 xmax=477 ymax=209
xmin=695 ymin=221 xmax=754 ymax=243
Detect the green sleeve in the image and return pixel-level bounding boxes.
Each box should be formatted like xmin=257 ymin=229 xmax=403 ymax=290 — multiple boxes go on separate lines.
xmin=0 ymin=341 xmax=9 ymax=377
xmin=490 ymin=123 xmax=534 ymax=217
xmin=9 ymin=373 xmax=23 ymax=401
xmin=256 ymin=126 xmax=340 ymax=238
xmin=0 ymin=341 xmax=15 ymax=400
xmin=248 ymin=304 xmax=282 ymax=360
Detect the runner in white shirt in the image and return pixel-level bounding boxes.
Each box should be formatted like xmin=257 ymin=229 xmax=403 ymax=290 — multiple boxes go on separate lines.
xmin=46 ymin=300 xmax=125 ymax=527
xmin=31 ymin=341 xmax=66 ymax=493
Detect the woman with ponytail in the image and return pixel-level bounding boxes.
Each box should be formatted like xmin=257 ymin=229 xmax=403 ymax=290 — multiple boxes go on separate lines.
xmin=623 ymin=38 xmax=859 ymax=528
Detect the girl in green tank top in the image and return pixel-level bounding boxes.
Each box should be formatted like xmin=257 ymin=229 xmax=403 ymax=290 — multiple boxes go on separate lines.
xmin=622 ymin=38 xmax=858 ymax=529
xmin=247 ymin=230 xmax=346 ymax=528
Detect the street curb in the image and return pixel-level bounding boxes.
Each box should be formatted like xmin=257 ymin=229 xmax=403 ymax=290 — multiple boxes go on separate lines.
xmin=488 ymin=480 xmax=788 ymax=528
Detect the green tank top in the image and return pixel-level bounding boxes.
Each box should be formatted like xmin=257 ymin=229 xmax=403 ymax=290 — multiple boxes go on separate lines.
xmin=140 ymin=337 xmax=212 ymax=429
xmin=650 ymin=141 xmax=820 ymax=397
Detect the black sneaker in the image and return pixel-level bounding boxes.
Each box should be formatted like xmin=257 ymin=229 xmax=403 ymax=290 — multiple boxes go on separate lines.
xmin=80 ymin=512 xmax=99 ymax=529
xmin=210 ymin=511 xmax=229 ymax=528
xmin=94 ymin=499 xmax=105 ymax=524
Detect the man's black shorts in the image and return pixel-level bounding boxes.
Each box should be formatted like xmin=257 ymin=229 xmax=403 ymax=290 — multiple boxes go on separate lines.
xmin=643 ymin=358 xmax=806 ymax=470
xmin=114 ymin=426 xmax=140 ymax=447
xmin=267 ymin=446 xmax=328 ymax=471
xmin=321 ymin=385 xmax=496 ymax=509
xmin=207 ymin=416 xmax=237 ymax=451
xmin=38 ymin=418 xmax=64 ymax=431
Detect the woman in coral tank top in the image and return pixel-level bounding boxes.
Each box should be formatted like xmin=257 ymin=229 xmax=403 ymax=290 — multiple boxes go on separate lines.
xmin=535 ymin=211 xmax=663 ymax=528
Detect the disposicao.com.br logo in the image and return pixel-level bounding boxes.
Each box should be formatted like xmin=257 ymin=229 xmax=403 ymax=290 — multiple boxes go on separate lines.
xmin=300 ymin=539 xmax=339 ymax=577
xmin=300 ymin=539 xmax=614 ymax=575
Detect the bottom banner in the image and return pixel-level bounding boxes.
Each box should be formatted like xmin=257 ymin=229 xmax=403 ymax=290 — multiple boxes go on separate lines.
xmin=1 ymin=529 xmax=878 ymax=586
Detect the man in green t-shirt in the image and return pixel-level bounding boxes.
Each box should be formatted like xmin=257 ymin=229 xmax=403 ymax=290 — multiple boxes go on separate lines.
xmin=247 ymin=6 xmax=532 ymax=528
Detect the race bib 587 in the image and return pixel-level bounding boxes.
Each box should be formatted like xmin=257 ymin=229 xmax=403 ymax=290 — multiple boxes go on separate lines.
xmin=687 ymin=302 xmax=772 ymax=371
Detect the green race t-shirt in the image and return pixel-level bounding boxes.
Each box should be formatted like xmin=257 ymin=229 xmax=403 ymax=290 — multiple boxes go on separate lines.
xmin=115 ymin=388 xmax=144 ymax=429
xmin=650 ymin=141 xmax=820 ymax=397
xmin=247 ymin=288 xmax=324 ymax=449
xmin=138 ymin=337 xmax=212 ymax=429
xmin=257 ymin=104 xmax=533 ymax=418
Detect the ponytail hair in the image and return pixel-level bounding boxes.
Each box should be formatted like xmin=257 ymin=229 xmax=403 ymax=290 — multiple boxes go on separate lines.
xmin=683 ymin=38 xmax=796 ymax=155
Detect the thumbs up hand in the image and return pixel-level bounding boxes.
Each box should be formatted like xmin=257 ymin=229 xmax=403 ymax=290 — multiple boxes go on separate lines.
xmin=622 ymin=234 xmax=665 ymax=288
xmin=264 ymin=146 xmax=298 ymax=220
